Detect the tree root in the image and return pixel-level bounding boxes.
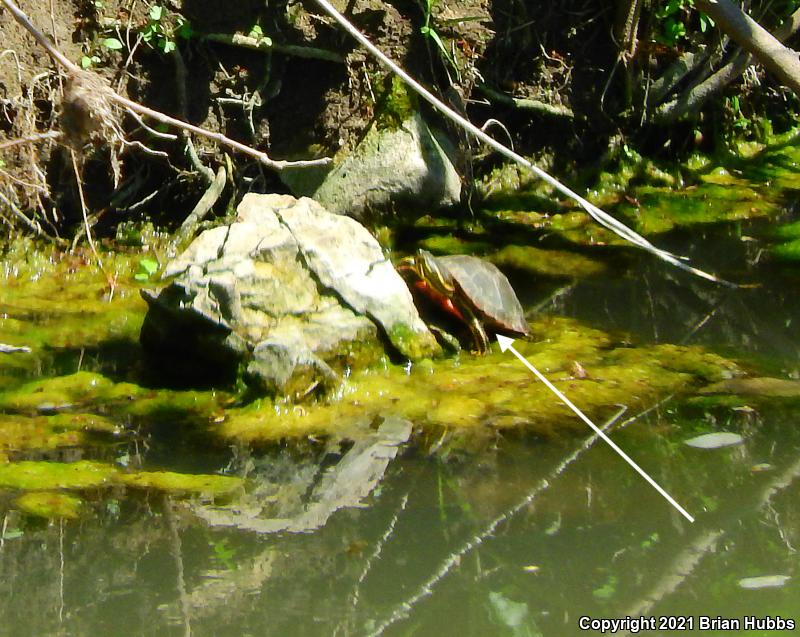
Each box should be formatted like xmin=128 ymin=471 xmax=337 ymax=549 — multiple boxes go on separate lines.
xmin=0 ymin=0 xmax=331 ymax=172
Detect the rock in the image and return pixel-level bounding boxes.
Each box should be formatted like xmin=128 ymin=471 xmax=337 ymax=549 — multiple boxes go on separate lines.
xmin=141 ymin=194 xmax=440 ymax=399
xmin=310 ymin=113 xmax=461 ymax=222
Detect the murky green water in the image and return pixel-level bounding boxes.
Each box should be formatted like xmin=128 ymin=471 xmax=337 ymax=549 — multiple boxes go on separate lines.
xmin=2 ymin=143 xmax=800 ymax=636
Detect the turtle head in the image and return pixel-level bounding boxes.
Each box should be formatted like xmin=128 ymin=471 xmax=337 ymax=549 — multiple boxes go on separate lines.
xmin=398 ymin=250 xmax=454 ymax=296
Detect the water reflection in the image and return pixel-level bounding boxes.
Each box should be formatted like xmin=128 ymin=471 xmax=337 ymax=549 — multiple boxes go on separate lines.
xmin=1 ymin=224 xmax=800 ymax=635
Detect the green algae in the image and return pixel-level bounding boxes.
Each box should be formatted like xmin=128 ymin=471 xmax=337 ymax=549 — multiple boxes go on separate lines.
xmin=0 ymin=461 xmax=118 ymax=490
xmin=14 ymin=491 xmax=83 ymax=519
xmin=771 ymin=238 xmax=800 ymax=262
xmin=489 ymin=245 xmax=605 ymax=278
xmin=0 ymin=460 xmax=242 ymax=501
xmin=418 ymin=235 xmax=491 ymax=256
xmin=0 ymin=413 xmax=120 ymax=456
xmin=118 ymin=470 xmax=243 ymax=497
xmin=477 ymin=130 xmax=800 ymax=245
xmin=385 ymin=323 xmax=442 ymax=360
xmin=218 ymin=317 xmax=740 ymax=442
xmin=0 ymin=243 xmax=152 ymax=389
xmin=0 ymin=371 xmax=140 ymax=413
xmin=0 ymin=370 xmax=224 ymax=423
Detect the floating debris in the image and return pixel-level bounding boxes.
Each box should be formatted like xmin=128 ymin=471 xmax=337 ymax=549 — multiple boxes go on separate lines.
xmin=684 ymin=432 xmax=744 ymax=449
xmin=0 ymin=343 xmax=31 ymax=354
xmin=738 ymin=575 xmax=791 ymax=590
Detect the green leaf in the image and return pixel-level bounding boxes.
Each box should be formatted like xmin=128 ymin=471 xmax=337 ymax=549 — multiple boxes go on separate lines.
xmin=80 ymin=55 xmax=93 ymax=69
xmin=102 ymin=37 xmax=124 ymax=50
xmin=162 ymin=39 xmax=176 ymax=54
xmin=142 ymin=24 xmax=157 ymax=42
xmin=250 ymin=24 xmax=263 ymax=37
xmin=149 ymin=5 xmax=163 ymax=21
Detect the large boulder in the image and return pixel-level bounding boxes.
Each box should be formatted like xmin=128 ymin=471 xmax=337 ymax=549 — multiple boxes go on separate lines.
xmin=141 ymin=194 xmax=440 ymax=399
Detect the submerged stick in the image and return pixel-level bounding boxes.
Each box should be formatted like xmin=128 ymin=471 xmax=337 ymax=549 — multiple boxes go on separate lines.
xmin=311 ymin=0 xmax=731 ymax=286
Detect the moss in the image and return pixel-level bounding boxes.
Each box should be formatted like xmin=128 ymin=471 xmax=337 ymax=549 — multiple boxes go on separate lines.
xmin=374 ymin=76 xmax=417 ymax=130
xmin=14 ymin=491 xmax=83 ymax=519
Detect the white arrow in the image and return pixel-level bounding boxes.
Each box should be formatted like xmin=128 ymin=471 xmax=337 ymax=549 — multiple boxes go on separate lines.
xmin=497 ymin=335 xmax=695 ymax=523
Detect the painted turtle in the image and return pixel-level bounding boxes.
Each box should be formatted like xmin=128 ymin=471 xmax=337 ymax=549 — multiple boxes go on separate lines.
xmin=399 ymin=250 xmax=529 ymax=353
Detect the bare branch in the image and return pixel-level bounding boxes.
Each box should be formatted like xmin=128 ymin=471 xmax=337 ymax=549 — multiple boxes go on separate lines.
xmin=695 ymin=0 xmax=800 ymax=95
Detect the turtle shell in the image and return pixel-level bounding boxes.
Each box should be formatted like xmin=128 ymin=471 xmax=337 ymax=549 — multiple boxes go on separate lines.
xmin=435 ymin=255 xmax=529 ymax=336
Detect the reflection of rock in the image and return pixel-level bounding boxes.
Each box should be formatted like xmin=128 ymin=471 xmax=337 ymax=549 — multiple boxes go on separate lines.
xmin=190 ymin=415 xmax=412 ymax=534
xmin=309 ymin=113 xmax=461 ymax=222
xmin=141 ymin=194 xmax=439 ymax=398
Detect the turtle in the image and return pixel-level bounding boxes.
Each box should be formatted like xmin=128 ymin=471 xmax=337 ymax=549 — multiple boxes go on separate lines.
xmin=399 ymin=249 xmax=529 ymax=353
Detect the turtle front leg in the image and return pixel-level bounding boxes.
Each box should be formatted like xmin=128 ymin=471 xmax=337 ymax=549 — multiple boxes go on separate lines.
xmin=459 ymin=304 xmax=490 ymax=354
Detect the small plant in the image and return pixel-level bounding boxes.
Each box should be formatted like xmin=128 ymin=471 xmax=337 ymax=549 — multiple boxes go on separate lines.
xmin=654 ymin=0 xmax=714 ymax=46
xmin=134 ymin=257 xmax=159 ymax=282
xmin=101 ymin=37 xmax=124 ymax=51
xmin=419 ymin=0 xmax=460 ymax=80
xmin=727 ymin=95 xmax=753 ymax=133
xmin=142 ymin=5 xmax=177 ymax=54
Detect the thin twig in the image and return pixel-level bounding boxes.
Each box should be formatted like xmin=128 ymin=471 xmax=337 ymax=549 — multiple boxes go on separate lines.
xmin=476 ymin=83 xmax=575 ymax=118
xmin=110 ymin=92 xmax=330 ymax=170
xmin=0 ymin=130 xmax=62 ymax=150
xmin=0 ymin=190 xmax=43 ymax=234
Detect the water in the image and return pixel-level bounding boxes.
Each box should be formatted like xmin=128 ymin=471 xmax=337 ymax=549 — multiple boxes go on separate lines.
xmin=2 ymin=203 xmax=800 ymax=633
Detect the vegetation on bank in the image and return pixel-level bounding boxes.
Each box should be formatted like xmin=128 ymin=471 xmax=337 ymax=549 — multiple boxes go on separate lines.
xmin=0 ymin=0 xmax=798 ymax=242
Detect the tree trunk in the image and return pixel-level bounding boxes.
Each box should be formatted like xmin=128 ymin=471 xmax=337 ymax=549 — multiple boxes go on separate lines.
xmin=695 ymin=0 xmax=800 ymax=96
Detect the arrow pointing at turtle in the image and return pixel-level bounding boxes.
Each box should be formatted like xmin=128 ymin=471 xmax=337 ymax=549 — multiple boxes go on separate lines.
xmin=496 ymin=335 xmax=695 ymax=523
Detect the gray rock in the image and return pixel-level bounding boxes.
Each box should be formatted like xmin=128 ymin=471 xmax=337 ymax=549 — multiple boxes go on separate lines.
xmin=141 ymin=194 xmax=440 ymax=399
xmin=311 ymin=113 xmax=461 ymax=222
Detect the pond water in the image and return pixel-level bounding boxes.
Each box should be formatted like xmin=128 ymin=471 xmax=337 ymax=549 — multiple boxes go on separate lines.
xmin=1 ymin=147 xmax=800 ymax=636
